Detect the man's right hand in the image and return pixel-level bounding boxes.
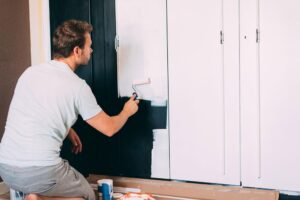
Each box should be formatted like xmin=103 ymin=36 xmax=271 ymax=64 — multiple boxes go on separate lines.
xmin=86 ymin=94 xmax=139 ymax=137
xmin=123 ymin=94 xmax=139 ymax=117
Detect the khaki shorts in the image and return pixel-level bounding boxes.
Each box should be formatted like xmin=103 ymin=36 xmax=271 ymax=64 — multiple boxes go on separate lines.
xmin=0 ymin=160 xmax=95 ymax=200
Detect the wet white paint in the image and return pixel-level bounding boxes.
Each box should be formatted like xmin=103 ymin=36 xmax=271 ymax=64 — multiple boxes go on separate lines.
xmin=151 ymin=129 xmax=169 ymax=179
xmin=115 ymin=0 xmax=168 ymax=101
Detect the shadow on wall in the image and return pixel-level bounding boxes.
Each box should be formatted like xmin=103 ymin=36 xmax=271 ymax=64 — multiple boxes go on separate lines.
xmin=61 ymin=97 xmax=167 ymax=178
xmin=0 ymin=0 xmax=31 ymax=139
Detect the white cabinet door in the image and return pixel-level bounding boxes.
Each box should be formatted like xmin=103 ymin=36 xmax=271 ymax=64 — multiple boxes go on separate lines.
xmin=241 ymin=0 xmax=300 ymax=191
xmin=169 ymin=0 xmax=240 ymax=184
xmin=115 ymin=0 xmax=168 ymax=100
xmin=115 ymin=0 xmax=170 ymax=179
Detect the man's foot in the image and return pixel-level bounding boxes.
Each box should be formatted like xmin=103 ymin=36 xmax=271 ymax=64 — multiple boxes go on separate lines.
xmin=25 ymin=194 xmax=40 ymax=200
xmin=25 ymin=194 xmax=84 ymax=200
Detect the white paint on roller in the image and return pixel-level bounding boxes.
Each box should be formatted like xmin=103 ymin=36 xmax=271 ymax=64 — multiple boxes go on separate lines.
xmin=132 ymin=78 xmax=151 ymax=86
xmin=132 ymin=78 xmax=151 ymax=99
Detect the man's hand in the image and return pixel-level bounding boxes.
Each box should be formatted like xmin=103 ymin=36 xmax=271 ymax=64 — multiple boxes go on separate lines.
xmin=123 ymin=94 xmax=139 ymax=117
xmin=85 ymin=95 xmax=139 ymax=137
xmin=67 ymin=128 xmax=82 ymax=154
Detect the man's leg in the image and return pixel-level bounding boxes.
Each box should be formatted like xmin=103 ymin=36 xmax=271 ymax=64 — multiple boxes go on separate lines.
xmin=25 ymin=194 xmax=84 ymax=200
xmin=0 ymin=161 xmax=95 ymax=200
xmin=38 ymin=160 xmax=95 ymax=200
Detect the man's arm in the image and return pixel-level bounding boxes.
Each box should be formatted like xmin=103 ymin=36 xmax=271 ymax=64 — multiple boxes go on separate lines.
xmin=86 ymin=95 xmax=139 ymax=137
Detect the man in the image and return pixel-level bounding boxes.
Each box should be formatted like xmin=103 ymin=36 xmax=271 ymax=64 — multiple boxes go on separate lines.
xmin=0 ymin=20 xmax=139 ymax=200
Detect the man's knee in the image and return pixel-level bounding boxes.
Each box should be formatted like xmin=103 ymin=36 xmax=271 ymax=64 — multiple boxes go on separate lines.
xmin=85 ymin=186 xmax=96 ymax=200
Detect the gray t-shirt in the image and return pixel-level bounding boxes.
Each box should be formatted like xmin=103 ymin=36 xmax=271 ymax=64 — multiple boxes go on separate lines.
xmin=0 ymin=60 xmax=102 ymax=167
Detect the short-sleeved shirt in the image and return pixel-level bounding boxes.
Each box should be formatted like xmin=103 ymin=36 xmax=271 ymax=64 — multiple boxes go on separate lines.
xmin=0 ymin=60 xmax=102 ymax=167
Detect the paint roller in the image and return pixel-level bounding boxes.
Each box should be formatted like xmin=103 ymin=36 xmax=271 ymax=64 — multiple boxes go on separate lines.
xmin=132 ymin=78 xmax=151 ymax=100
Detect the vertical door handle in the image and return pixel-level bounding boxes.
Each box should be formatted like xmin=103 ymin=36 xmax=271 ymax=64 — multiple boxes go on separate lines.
xmin=220 ymin=30 xmax=224 ymax=44
xmin=115 ymin=35 xmax=119 ymax=51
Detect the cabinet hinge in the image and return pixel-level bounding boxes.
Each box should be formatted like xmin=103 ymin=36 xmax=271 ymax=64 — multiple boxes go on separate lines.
xmin=256 ymin=29 xmax=260 ymax=43
xmin=115 ymin=35 xmax=119 ymax=51
xmin=220 ymin=30 xmax=224 ymax=44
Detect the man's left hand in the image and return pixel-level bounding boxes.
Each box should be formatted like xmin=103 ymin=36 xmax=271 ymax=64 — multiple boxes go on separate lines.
xmin=67 ymin=128 xmax=83 ymax=154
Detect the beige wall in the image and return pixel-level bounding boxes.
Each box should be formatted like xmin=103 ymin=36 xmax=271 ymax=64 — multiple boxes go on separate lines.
xmin=29 ymin=0 xmax=51 ymax=65
xmin=0 ymin=0 xmax=31 ymax=138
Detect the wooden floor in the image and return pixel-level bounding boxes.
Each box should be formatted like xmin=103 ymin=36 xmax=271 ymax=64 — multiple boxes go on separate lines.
xmin=89 ymin=174 xmax=279 ymax=200
xmin=0 ymin=176 xmax=298 ymax=200
xmin=0 ymin=192 xmax=9 ymax=200
xmin=0 ymin=182 xmax=9 ymax=200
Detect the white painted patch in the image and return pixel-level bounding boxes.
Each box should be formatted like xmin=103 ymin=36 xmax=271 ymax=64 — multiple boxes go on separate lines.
xmin=116 ymin=0 xmax=168 ymax=101
xmin=151 ymin=129 xmax=169 ymax=179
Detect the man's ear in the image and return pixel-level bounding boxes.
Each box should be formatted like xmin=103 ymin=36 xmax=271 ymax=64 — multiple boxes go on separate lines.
xmin=73 ymin=46 xmax=81 ymax=57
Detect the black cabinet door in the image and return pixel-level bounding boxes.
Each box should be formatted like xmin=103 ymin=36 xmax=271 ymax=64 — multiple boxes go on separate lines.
xmin=49 ymin=0 xmax=93 ymax=86
xmin=50 ymin=0 xmax=156 ymax=179
xmin=49 ymin=0 xmax=118 ymax=177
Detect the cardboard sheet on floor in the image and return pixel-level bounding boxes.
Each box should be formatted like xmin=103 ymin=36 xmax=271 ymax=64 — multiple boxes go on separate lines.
xmin=88 ymin=175 xmax=279 ymax=200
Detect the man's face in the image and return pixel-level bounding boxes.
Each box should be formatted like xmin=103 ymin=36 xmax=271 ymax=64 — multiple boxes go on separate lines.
xmin=80 ymin=33 xmax=93 ymax=65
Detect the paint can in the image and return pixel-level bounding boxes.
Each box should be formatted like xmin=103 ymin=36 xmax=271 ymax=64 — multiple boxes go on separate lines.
xmin=97 ymin=179 xmax=113 ymax=200
xmin=9 ymin=188 xmax=25 ymax=200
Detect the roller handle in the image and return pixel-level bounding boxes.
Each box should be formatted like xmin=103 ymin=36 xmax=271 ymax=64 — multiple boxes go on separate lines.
xmin=132 ymin=92 xmax=138 ymax=100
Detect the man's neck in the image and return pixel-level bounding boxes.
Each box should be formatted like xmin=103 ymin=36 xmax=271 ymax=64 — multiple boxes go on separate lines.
xmin=54 ymin=57 xmax=77 ymax=71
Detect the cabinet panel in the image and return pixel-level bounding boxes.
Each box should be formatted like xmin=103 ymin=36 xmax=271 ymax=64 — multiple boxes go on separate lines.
xmin=49 ymin=0 xmax=93 ymax=86
xmin=241 ymin=0 xmax=300 ymax=191
xmin=169 ymin=0 xmax=240 ymax=184
xmin=116 ymin=0 xmax=168 ymax=100
xmin=50 ymin=0 xmax=119 ymax=177
xmin=115 ymin=0 xmax=169 ymax=179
